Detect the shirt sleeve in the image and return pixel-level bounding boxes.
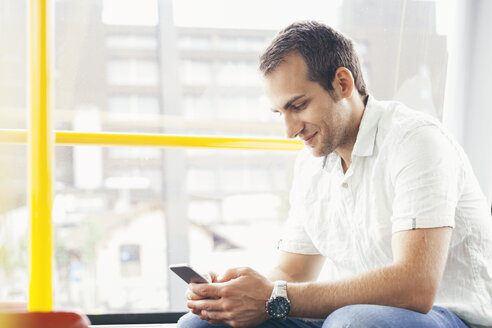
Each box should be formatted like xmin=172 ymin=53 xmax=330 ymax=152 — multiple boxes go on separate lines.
xmin=277 ymin=149 xmax=320 ymax=255
xmin=390 ymin=125 xmax=464 ymax=233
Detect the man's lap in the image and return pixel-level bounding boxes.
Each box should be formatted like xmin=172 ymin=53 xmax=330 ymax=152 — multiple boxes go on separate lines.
xmin=177 ymin=305 xmax=469 ymax=328
xmin=323 ymin=304 xmax=469 ymax=328
xmin=177 ymin=312 xmax=323 ymax=328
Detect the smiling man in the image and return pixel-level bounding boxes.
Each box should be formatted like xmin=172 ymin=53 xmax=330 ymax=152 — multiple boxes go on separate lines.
xmin=177 ymin=21 xmax=492 ymax=328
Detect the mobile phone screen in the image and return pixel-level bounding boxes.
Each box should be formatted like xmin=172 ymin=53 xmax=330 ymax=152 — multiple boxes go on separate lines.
xmin=169 ymin=264 xmax=209 ymax=284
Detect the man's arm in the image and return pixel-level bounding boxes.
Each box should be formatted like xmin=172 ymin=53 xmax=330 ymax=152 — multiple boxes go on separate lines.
xmin=269 ymin=251 xmax=325 ymax=282
xmin=188 ymin=226 xmax=452 ymax=327
xmin=185 ymin=251 xmax=324 ymax=327
xmin=287 ymin=226 xmax=452 ymax=317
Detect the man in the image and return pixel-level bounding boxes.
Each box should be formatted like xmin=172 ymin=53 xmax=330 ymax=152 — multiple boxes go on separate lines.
xmin=177 ymin=21 xmax=492 ymax=328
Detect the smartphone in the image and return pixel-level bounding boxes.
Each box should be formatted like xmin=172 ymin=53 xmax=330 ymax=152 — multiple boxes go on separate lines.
xmin=169 ymin=264 xmax=209 ymax=284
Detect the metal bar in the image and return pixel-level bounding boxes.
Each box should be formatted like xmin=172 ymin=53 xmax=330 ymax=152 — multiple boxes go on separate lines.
xmin=29 ymin=0 xmax=53 ymax=311
xmin=0 ymin=129 xmax=27 ymax=144
xmin=87 ymin=312 xmax=186 ymax=325
xmin=56 ymin=131 xmax=303 ymax=151
xmin=0 ymin=129 xmax=303 ymax=151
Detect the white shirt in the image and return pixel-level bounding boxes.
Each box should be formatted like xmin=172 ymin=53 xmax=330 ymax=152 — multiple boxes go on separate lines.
xmin=279 ymin=96 xmax=492 ymax=327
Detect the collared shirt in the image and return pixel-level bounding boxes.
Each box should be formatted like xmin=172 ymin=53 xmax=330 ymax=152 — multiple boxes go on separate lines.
xmin=279 ymin=96 xmax=492 ymax=327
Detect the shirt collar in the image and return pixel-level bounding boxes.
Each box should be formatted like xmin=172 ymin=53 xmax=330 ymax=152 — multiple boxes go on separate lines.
xmin=322 ymin=95 xmax=384 ymax=170
xmin=351 ymin=94 xmax=384 ymax=157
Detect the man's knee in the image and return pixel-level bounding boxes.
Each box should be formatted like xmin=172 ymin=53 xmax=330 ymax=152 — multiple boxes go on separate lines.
xmin=177 ymin=312 xmax=219 ymax=328
xmin=322 ymin=304 xmax=384 ymax=328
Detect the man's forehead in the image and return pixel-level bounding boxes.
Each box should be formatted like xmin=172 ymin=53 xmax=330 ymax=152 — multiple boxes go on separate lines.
xmin=265 ymin=57 xmax=306 ymax=84
xmin=263 ymin=56 xmax=310 ymax=106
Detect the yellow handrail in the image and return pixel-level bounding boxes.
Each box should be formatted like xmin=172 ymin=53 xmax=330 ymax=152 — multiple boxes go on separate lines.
xmin=0 ymin=129 xmax=26 ymax=144
xmin=29 ymin=0 xmax=53 ymax=311
xmin=0 ymin=129 xmax=303 ymax=151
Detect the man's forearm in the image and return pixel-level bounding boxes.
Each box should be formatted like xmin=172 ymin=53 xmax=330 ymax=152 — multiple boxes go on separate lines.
xmin=287 ymin=264 xmax=435 ymax=318
xmin=268 ymin=253 xmax=325 ymax=283
xmin=268 ymin=268 xmax=299 ymax=282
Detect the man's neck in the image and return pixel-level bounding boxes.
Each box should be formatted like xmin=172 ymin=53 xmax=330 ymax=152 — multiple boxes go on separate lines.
xmin=337 ymin=94 xmax=368 ymax=174
xmin=339 ymin=147 xmax=353 ymax=174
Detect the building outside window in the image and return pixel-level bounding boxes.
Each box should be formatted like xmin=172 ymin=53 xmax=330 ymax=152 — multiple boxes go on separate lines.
xmin=120 ymin=244 xmax=142 ymax=277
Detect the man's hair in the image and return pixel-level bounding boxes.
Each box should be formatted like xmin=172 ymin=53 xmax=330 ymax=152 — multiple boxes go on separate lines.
xmin=259 ymin=21 xmax=367 ymax=98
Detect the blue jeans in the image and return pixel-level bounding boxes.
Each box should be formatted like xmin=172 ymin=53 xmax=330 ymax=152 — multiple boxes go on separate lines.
xmin=177 ymin=305 xmax=469 ymax=328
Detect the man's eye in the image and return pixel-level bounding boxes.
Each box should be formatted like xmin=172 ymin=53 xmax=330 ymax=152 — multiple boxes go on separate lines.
xmin=292 ymin=102 xmax=306 ymax=111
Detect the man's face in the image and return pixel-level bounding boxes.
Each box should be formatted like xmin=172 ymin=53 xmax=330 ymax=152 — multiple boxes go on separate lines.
xmin=264 ymin=53 xmax=350 ymax=157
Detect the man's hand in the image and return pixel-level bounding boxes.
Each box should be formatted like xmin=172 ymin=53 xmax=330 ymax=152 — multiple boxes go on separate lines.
xmin=186 ymin=267 xmax=274 ymax=328
xmin=185 ymin=272 xmax=219 ymax=319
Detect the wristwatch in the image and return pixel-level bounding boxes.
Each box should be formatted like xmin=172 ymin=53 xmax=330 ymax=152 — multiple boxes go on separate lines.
xmin=265 ymin=280 xmax=291 ymax=319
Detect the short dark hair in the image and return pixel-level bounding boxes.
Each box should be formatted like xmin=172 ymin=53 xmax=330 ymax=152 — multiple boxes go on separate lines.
xmin=259 ymin=21 xmax=367 ymax=98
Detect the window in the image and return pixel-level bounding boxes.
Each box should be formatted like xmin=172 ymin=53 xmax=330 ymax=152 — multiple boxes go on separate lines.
xmin=182 ymin=95 xmax=213 ymax=120
xmin=179 ymin=60 xmax=212 ymax=85
xmin=0 ymin=0 xmax=28 ymax=304
xmin=108 ymin=95 xmax=160 ymax=120
xmin=107 ymin=59 xmax=159 ymax=86
xmin=217 ymin=61 xmax=260 ymax=86
xmin=107 ymin=34 xmax=157 ymax=50
xmin=178 ymin=35 xmax=211 ymax=50
xmin=120 ymin=244 xmax=141 ymax=277
xmin=1 ymin=0 xmax=461 ymax=316
xmin=217 ymin=36 xmax=267 ymax=52
xmin=108 ymin=147 xmax=160 ymax=160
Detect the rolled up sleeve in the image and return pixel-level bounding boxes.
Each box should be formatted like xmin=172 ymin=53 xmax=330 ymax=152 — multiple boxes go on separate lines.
xmin=390 ymin=126 xmax=464 ymax=233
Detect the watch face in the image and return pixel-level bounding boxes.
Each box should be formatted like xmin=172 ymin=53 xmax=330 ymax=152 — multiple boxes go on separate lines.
xmin=267 ymin=297 xmax=291 ymax=319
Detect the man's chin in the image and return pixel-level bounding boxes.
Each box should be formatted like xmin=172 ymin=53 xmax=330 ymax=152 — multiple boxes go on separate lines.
xmin=309 ymin=146 xmax=330 ymax=157
xmin=311 ymin=148 xmax=328 ymax=157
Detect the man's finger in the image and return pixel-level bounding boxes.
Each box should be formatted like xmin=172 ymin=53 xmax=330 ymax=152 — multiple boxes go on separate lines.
xmin=208 ymin=271 xmax=219 ymax=282
xmin=200 ymin=310 xmax=232 ymax=325
xmin=187 ymin=299 xmax=223 ymax=312
xmin=198 ymin=312 xmax=225 ymax=325
xmin=186 ymin=288 xmax=203 ymax=300
xmin=190 ymin=282 xmax=221 ymax=298
xmin=217 ymin=267 xmax=249 ymax=282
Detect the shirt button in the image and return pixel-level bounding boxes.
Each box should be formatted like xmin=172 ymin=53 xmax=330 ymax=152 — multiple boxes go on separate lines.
xmin=341 ymin=182 xmax=349 ymax=188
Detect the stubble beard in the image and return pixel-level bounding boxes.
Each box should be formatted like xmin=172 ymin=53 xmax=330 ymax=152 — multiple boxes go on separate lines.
xmin=311 ymin=122 xmax=342 ymax=158
xmin=311 ymin=137 xmax=336 ymax=157
xmin=313 ymin=111 xmax=353 ymax=158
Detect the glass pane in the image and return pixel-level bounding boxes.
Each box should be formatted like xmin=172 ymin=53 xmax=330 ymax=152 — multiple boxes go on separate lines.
xmin=0 ymin=145 xmax=28 ymax=304
xmin=54 ymin=0 xmax=283 ymax=136
xmin=107 ymin=59 xmax=159 ymax=86
xmin=54 ymin=0 xmax=452 ymax=137
xmin=51 ymin=0 xmax=456 ymax=315
xmin=54 ymin=146 xmax=296 ymax=313
xmin=339 ymin=0 xmax=449 ymax=120
xmin=0 ymin=0 xmax=28 ymax=308
xmin=0 ymin=0 xmax=27 ymax=129
xmin=106 ymin=34 xmax=157 ymax=50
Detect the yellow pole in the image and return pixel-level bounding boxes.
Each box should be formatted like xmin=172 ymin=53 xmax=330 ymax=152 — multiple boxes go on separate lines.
xmin=29 ymin=0 xmax=53 ymax=311
xmin=55 ymin=132 xmax=304 ymax=151
xmin=0 ymin=129 xmax=304 ymax=151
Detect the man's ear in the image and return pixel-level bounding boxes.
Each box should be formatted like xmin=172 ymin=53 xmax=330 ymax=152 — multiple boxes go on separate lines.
xmin=332 ymin=67 xmax=354 ymax=99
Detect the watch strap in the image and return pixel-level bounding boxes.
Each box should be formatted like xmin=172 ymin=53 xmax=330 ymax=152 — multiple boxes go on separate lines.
xmin=272 ymin=280 xmax=288 ymax=298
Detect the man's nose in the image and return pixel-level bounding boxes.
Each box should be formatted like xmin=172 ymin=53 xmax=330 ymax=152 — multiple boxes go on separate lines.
xmin=284 ymin=113 xmax=302 ymax=139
